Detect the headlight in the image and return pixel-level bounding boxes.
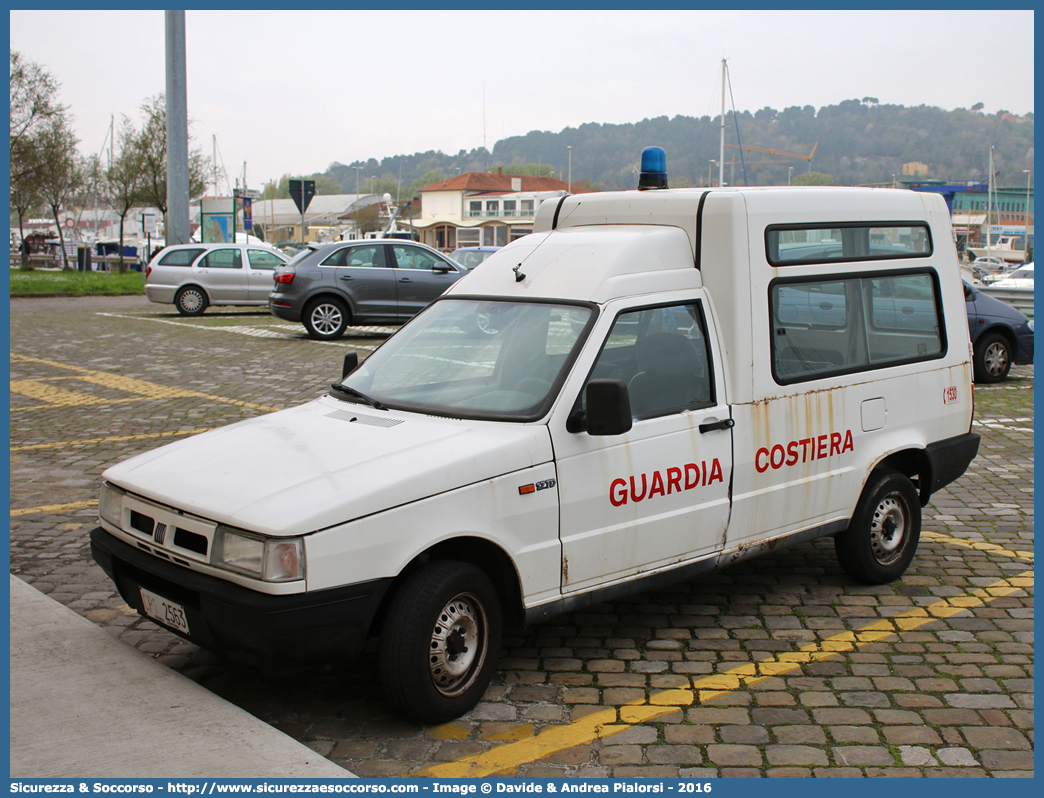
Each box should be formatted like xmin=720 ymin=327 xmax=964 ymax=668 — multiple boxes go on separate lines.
xmin=1028 ymin=319 xmax=1034 ymax=332
xmin=212 ymin=526 xmax=304 ymax=582
xmin=99 ymin=483 xmax=124 ymax=529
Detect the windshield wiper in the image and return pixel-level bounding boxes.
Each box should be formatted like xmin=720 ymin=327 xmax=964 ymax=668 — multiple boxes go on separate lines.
xmin=329 ymin=382 xmax=388 ymax=411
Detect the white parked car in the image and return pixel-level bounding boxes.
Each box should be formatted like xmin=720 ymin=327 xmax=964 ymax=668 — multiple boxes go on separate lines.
xmin=144 ymin=243 xmax=290 ymax=315
xmin=988 ymin=262 xmax=1033 ymax=289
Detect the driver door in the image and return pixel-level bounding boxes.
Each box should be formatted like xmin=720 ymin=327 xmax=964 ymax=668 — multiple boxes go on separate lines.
xmin=553 ymin=301 xmax=733 ymax=593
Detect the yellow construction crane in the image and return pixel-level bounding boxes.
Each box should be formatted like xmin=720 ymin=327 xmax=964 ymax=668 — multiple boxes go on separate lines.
xmin=725 ymin=142 xmax=818 ymax=166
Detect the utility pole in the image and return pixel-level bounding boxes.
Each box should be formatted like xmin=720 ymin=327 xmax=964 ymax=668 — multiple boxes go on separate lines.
xmin=165 ymin=11 xmax=190 ymax=245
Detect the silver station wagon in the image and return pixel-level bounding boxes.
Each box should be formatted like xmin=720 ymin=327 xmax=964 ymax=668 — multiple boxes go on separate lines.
xmin=144 ymin=243 xmax=290 ymax=315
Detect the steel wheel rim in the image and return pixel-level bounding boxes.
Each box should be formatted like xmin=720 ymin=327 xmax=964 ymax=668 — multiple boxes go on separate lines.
xmin=311 ymin=304 xmax=343 ymax=335
xmin=179 ymin=290 xmax=203 ymax=313
xmin=870 ymin=494 xmax=908 ymax=565
xmin=429 ymin=592 xmax=487 ymax=698
xmin=983 ymin=342 xmax=1009 ymax=377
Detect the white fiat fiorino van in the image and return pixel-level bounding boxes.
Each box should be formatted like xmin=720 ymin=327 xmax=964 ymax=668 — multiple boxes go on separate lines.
xmin=92 ymin=148 xmax=979 ymax=723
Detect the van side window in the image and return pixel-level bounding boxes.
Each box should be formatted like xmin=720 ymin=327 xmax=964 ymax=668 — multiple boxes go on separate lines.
xmin=585 ymin=303 xmax=714 ymax=419
xmin=766 ymin=224 xmax=932 ymax=266
xmin=158 ymin=248 xmax=205 ymax=267
xmin=771 ymin=271 xmax=944 ymax=383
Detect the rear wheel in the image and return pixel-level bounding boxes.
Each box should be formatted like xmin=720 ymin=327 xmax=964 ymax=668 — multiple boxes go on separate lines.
xmin=379 ymin=561 xmax=502 ymax=724
xmin=303 ymin=297 xmax=349 ymax=340
xmin=835 ymin=469 xmax=920 ymax=584
xmin=174 ymin=286 xmax=208 ymax=316
xmin=974 ymin=332 xmax=1012 ymax=383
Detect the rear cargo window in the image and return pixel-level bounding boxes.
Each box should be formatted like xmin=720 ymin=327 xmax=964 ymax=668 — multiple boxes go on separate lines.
xmin=770 ymin=270 xmax=944 ymax=383
xmin=158 ymin=248 xmax=204 ymax=267
xmin=766 ymin=224 xmax=931 ymax=266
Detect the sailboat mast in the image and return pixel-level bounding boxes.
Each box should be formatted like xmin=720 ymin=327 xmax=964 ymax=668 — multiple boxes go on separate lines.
xmin=987 ymin=146 xmax=994 ymax=262
xmin=719 ymin=59 xmax=726 ymax=187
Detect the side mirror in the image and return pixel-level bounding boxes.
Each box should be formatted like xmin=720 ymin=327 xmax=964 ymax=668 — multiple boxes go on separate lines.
xmin=342 ymin=350 xmax=359 ymax=380
xmin=433 ymin=263 xmax=451 ymax=273
xmin=585 ymin=379 xmax=632 ymax=436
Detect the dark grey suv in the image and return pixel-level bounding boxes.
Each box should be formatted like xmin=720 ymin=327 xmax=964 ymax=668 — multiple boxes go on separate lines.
xmin=269 ymin=240 xmax=468 ymax=340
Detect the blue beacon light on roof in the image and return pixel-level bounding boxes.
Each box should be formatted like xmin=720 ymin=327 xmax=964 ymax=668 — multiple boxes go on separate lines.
xmin=637 ymin=146 xmax=668 ymax=191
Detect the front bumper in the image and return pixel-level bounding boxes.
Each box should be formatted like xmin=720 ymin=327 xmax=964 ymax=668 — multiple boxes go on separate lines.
xmin=90 ymin=526 xmax=391 ymax=671
xmin=1015 ymin=332 xmax=1034 ymax=365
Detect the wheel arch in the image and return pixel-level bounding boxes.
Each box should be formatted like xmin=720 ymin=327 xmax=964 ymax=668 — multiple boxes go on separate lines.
xmin=976 ymin=323 xmax=1017 ymax=354
xmin=175 ymin=283 xmax=209 ymax=300
xmin=872 ymin=447 xmax=931 ymax=506
xmin=305 ymin=290 xmax=356 ymax=318
xmin=370 ymin=536 xmax=525 ymax=637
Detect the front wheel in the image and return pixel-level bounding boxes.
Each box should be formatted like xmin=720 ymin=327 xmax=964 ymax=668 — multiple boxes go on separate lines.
xmin=835 ymin=469 xmax=921 ymax=584
xmin=302 ymin=297 xmax=349 ymax=340
xmin=379 ymin=561 xmax=502 ymax=724
xmin=974 ymin=332 xmax=1012 ymax=383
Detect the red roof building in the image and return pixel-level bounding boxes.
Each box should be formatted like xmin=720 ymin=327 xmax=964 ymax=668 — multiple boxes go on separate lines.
xmin=414 ymin=169 xmax=588 ymax=251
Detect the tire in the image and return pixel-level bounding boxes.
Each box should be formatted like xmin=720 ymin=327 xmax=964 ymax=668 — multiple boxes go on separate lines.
xmin=835 ymin=469 xmax=921 ymax=585
xmin=974 ymin=332 xmax=1012 ymax=383
xmin=379 ymin=561 xmax=502 ymax=724
xmin=303 ymin=297 xmax=349 ymax=340
xmin=174 ymin=286 xmax=208 ymax=316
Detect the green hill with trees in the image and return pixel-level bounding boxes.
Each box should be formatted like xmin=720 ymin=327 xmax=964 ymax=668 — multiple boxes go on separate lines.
xmin=307 ymin=101 xmax=1033 ymax=197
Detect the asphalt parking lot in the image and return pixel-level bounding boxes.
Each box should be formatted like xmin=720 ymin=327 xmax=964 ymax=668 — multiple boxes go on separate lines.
xmin=9 ymin=294 xmax=1034 ymax=778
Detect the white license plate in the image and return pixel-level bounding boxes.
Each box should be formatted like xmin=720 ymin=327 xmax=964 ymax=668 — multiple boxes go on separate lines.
xmin=140 ymin=587 xmax=190 ymax=634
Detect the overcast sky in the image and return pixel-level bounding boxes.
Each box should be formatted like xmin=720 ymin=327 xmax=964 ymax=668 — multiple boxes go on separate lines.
xmin=10 ymin=9 xmax=1035 ymax=192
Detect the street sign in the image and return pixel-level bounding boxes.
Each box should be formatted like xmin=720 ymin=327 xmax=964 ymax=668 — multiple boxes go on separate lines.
xmin=289 ymin=179 xmax=316 ymax=214
xmin=141 ymin=213 xmax=157 ymax=235
xmin=234 ymin=189 xmax=262 ymax=200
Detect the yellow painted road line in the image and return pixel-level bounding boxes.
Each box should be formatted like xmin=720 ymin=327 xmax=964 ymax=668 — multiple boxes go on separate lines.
xmin=417 ymin=570 xmax=1033 ymax=777
xmin=11 ymin=500 xmax=98 ymax=517
xmin=10 ymin=378 xmax=112 ymax=406
xmin=10 ymin=353 xmax=281 ymax=412
xmin=922 ymin=530 xmax=1033 ymax=561
xmin=11 ymin=428 xmax=213 ymax=452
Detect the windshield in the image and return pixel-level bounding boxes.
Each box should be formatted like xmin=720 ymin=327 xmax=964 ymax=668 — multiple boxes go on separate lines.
xmin=453 ymin=249 xmax=496 ymax=269
xmin=337 ymin=298 xmax=593 ymax=419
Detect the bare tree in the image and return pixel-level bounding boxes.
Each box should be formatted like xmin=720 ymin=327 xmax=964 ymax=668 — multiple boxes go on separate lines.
xmin=101 ymin=117 xmax=146 ymax=272
xmin=10 ymin=50 xmax=66 ymax=261
xmin=36 ymin=116 xmax=86 ymax=269
xmin=134 ymin=94 xmax=209 ymax=221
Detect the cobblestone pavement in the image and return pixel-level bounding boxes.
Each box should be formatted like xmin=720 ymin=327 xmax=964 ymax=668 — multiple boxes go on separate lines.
xmin=10 ymin=295 xmax=1034 ymax=778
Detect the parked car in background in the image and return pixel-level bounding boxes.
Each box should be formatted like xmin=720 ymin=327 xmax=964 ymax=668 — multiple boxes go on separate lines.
xmin=988 ymin=262 xmax=1034 ymax=289
xmin=144 ymin=244 xmax=290 ymax=315
xmin=449 ymin=246 xmax=501 ymax=270
xmin=269 ymin=240 xmax=467 ymax=340
xmin=971 ymin=256 xmax=1010 ymax=271
xmin=963 ymin=280 xmax=1034 ymax=383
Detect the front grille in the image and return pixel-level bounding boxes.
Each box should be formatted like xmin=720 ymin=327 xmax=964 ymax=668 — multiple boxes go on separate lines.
xmin=130 ymin=510 xmax=155 ymax=536
xmin=174 ymin=528 xmax=208 ymax=555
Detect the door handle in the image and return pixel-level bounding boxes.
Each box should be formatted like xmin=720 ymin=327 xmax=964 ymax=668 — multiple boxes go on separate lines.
xmin=399 ymin=277 xmax=413 ymax=283
xmin=339 ymin=275 xmax=353 ymax=281
xmin=699 ymin=418 xmax=734 ymax=434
